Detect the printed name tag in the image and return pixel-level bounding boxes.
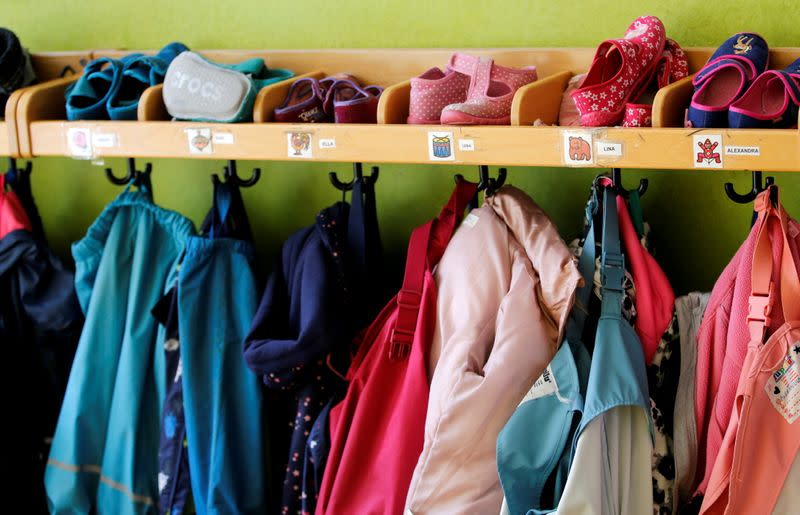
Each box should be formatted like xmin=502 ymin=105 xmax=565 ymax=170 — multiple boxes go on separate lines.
xmin=213 ymin=132 xmax=235 ymax=145
xmin=319 ymin=138 xmax=336 ymax=149
xmin=725 ymin=145 xmax=760 ymax=156
xmin=596 ymin=141 xmax=623 ymax=157
xmin=92 ymin=132 xmax=118 ymax=148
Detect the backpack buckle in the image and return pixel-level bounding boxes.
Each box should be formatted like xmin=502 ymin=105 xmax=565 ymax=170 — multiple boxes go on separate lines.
xmin=747 ymin=282 xmax=774 ymax=342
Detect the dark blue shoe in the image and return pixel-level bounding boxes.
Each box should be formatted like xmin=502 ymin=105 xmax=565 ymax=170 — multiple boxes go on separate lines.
xmin=687 ymin=33 xmax=769 ymax=128
xmin=729 ymin=58 xmax=800 ymax=129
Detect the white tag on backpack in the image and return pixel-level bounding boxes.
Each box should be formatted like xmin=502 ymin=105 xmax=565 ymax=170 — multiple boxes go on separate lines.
xmin=522 ymin=365 xmax=559 ymax=402
xmin=463 ymin=213 xmax=480 ymax=228
xmin=764 ymin=341 xmax=800 ymax=424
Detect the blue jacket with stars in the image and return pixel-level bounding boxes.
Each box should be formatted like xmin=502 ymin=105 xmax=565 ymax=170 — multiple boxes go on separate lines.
xmin=244 ymin=178 xmax=384 ymax=515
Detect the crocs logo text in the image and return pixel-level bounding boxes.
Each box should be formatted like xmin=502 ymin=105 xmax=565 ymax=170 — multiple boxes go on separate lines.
xmin=169 ymin=71 xmax=224 ymax=102
xmin=734 ymin=36 xmax=753 ymax=55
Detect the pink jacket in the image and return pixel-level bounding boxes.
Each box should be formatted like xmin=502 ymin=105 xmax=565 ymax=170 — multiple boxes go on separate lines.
xmin=405 ymin=186 xmax=581 ymax=514
xmin=693 ymin=212 xmax=800 ymax=497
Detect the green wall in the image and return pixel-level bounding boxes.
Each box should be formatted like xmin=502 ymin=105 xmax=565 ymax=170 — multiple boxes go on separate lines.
xmin=4 ymin=1 xmax=800 ymax=294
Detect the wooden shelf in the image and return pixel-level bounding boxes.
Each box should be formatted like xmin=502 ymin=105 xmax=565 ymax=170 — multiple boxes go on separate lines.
xmin=6 ymin=48 xmax=800 ymax=171
xmin=23 ymin=121 xmax=799 ymax=171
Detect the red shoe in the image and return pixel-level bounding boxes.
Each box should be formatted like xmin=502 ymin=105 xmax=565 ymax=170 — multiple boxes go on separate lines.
xmin=571 ymin=15 xmax=667 ymax=126
xmin=622 ymin=38 xmax=690 ymax=127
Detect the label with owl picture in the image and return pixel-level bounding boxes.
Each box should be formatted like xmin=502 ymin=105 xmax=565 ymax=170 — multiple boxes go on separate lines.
xmin=288 ymin=132 xmax=313 ymax=158
xmin=562 ymin=130 xmax=594 ymax=166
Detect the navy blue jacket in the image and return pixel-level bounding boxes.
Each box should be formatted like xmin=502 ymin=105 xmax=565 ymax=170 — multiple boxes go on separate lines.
xmin=244 ymin=178 xmax=384 ymax=515
xmin=1 ymin=228 xmax=82 ymax=514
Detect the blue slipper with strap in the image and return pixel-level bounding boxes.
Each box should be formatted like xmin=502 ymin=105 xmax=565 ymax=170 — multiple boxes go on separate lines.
xmin=687 ymin=32 xmax=769 ymax=128
xmin=729 ymin=58 xmax=800 ymax=128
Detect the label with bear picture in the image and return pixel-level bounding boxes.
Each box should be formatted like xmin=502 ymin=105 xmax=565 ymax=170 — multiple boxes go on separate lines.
xmin=562 ymin=130 xmax=594 ymax=166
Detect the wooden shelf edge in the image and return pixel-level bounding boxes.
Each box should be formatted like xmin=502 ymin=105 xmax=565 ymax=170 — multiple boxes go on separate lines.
xmin=23 ymin=121 xmax=800 ymax=172
xmin=15 ymin=76 xmax=78 ymax=157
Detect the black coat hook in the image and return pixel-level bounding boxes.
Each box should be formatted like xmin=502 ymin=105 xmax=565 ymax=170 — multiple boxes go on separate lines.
xmin=724 ymin=171 xmax=774 ymax=204
xmin=454 ymin=165 xmax=507 ymax=196
xmin=329 ymin=163 xmax=379 ymax=191
xmin=6 ymin=157 xmax=32 ymax=180
xmin=212 ymin=160 xmax=261 ymax=187
xmin=611 ymin=168 xmax=648 ymax=198
xmin=105 ymin=158 xmax=152 ymax=186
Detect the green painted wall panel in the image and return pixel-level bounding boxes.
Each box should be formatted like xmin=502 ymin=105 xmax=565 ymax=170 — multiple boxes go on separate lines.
xmin=3 ymin=1 xmax=799 ymax=294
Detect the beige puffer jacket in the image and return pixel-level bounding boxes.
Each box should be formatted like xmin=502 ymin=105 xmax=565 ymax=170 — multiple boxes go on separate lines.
xmin=405 ymin=186 xmax=581 ymax=515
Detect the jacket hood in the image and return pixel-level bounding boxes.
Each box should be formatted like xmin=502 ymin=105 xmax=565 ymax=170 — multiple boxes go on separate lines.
xmin=485 ymin=185 xmax=583 ymax=340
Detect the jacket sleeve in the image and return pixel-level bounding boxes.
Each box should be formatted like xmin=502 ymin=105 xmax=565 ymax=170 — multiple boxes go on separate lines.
xmin=244 ymin=237 xmax=348 ymax=388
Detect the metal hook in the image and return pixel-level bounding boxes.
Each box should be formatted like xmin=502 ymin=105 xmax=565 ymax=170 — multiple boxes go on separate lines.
xmin=724 ymin=171 xmax=774 ymax=204
xmin=454 ymin=165 xmax=507 ymax=196
xmin=212 ymin=160 xmax=261 ymax=187
xmin=611 ymin=168 xmax=648 ymax=198
xmin=6 ymin=157 xmax=32 ymax=180
xmin=105 ymin=158 xmax=151 ymax=186
xmin=328 ymin=163 xmax=379 ymax=191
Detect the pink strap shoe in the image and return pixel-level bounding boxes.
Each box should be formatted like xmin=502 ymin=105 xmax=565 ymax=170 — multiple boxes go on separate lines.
xmin=622 ymin=38 xmax=689 ymax=127
xmin=407 ymin=67 xmax=470 ymax=124
xmin=571 ymin=15 xmax=667 ymax=127
xmin=440 ymin=53 xmax=537 ymax=125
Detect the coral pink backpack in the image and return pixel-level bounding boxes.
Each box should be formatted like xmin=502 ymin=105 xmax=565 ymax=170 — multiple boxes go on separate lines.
xmin=701 ymin=186 xmax=800 ymax=514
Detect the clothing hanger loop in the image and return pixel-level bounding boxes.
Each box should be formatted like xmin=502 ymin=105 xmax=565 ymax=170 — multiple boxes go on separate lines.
xmin=611 ymin=168 xmax=648 ymax=198
xmin=105 ymin=158 xmax=152 ymax=186
xmin=724 ymin=170 xmax=774 ymax=204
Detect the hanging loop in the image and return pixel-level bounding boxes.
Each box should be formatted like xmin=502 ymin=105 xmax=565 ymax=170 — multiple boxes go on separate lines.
xmin=611 ymin=168 xmax=648 ymax=198
xmin=724 ymin=171 xmax=774 ymax=204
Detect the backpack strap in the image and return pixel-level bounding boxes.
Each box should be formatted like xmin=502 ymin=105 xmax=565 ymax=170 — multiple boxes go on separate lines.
xmin=600 ymin=186 xmax=626 ymax=317
xmin=389 ymin=179 xmax=478 ymax=360
xmin=566 ymin=184 xmax=601 ymax=341
xmin=750 ymin=186 xmax=800 ymax=342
